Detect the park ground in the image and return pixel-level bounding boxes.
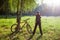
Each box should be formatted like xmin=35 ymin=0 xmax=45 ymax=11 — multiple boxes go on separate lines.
xmin=0 ymin=16 xmax=60 ymax=40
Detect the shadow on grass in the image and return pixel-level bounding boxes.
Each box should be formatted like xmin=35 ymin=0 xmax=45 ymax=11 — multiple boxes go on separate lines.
xmin=27 ymin=34 xmax=42 ymax=40
xmin=36 ymin=35 xmax=42 ymax=40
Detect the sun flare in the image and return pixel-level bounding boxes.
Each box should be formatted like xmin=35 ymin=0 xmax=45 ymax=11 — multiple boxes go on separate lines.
xmin=36 ymin=0 xmax=60 ymax=6
xmin=43 ymin=0 xmax=60 ymax=6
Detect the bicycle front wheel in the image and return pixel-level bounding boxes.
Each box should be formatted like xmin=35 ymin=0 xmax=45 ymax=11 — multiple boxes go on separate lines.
xmin=11 ymin=24 xmax=17 ymax=32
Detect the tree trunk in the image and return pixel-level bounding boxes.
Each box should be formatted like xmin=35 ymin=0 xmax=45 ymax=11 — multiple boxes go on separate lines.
xmin=16 ymin=0 xmax=23 ymax=31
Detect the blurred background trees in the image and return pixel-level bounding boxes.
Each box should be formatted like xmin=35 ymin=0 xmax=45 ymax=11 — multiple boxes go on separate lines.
xmin=0 ymin=0 xmax=60 ymax=17
xmin=0 ymin=0 xmax=37 ymax=16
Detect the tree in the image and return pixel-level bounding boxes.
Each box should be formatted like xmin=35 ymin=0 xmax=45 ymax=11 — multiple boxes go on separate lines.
xmin=13 ymin=0 xmax=37 ymax=31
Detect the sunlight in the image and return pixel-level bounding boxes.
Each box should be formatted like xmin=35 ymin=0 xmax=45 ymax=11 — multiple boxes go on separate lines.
xmin=36 ymin=0 xmax=60 ymax=6
xmin=35 ymin=0 xmax=41 ymax=5
xmin=43 ymin=0 xmax=60 ymax=6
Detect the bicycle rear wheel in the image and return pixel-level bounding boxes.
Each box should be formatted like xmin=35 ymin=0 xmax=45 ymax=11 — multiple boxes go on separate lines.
xmin=11 ymin=24 xmax=17 ymax=32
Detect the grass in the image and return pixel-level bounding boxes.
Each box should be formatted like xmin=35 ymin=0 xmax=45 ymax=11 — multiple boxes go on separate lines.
xmin=0 ymin=16 xmax=60 ymax=40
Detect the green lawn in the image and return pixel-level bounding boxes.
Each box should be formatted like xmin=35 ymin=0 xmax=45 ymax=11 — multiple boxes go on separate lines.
xmin=0 ymin=16 xmax=60 ymax=40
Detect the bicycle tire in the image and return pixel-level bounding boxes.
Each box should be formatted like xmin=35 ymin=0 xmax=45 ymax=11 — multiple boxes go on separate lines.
xmin=11 ymin=24 xmax=17 ymax=32
xmin=26 ymin=24 xmax=32 ymax=34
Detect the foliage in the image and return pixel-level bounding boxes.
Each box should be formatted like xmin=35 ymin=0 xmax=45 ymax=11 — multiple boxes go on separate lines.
xmin=8 ymin=0 xmax=37 ymax=13
xmin=0 ymin=0 xmax=37 ymax=13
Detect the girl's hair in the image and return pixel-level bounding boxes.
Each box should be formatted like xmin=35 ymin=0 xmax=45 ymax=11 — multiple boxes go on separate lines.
xmin=36 ymin=12 xmax=40 ymax=15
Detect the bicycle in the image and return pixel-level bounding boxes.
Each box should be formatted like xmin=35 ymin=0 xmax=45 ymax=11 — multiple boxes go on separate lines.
xmin=11 ymin=18 xmax=32 ymax=34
